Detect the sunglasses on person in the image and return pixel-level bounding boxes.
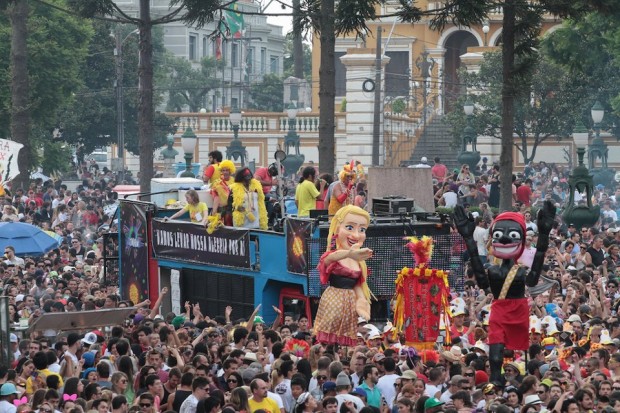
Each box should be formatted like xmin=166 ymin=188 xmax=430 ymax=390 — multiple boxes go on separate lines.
xmin=227 ymin=379 xmax=237 ymax=384
xmin=139 ymin=403 xmax=152 ymax=408
xmin=464 ymin=373 xmax=475 ymax=377
xmin=318 ymin=375 xmax=327 ymax=380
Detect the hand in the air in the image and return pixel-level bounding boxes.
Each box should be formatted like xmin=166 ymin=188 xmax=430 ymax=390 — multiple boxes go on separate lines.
xmin=537 ymin=200 xmax=556 ymax=235
xmin=452 ymin=205 xmax=476 ymax=238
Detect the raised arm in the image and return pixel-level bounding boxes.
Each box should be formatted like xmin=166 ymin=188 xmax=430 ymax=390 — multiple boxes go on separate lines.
xmin=526 ymin=200 xmax=556 ymax=287
xmin=453 ymin=205 xmax=488 ymax=290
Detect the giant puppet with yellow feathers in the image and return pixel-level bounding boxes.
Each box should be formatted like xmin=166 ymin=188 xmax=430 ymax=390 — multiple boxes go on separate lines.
xmin=392 ymin=236 xmax=452 ymax=349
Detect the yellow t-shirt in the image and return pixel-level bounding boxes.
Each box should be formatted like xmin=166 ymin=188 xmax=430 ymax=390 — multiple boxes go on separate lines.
xmin=26 ymin=369 xmax=64 ymax=395
xmin=295 ymin=179 xmax=320 ymax=217
xmin=184 ymin=202 xmax=208 ymax=223
xmin=248 ymin=397 xmax=280 ymax=413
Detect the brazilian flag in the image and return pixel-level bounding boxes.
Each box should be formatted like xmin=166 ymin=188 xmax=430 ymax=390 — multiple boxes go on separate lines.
xmin=223 ymin=2 xmax=244 ymax=38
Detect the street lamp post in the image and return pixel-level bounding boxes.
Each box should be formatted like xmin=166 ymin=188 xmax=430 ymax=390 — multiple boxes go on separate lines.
xmin=226 ymin=105 xmax=246 ymax=166
xmin=281 ymin=103 xmax=305 ymax=175
xmin=587 ymin=100 xmax=615 ymax=187
xmin=180 ymin=128 xmax=197 ymax=178
xmin=457 ymin=97 xmax=480 ymax=171
xmin=482 ymin=23 xmax=490 ymax=46
xmin=562 ymin=124 xmax=600 ymax=229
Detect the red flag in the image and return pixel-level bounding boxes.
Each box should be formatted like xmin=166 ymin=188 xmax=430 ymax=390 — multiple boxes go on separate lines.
xmin=215 ymin=36 xmax=222 ymax=60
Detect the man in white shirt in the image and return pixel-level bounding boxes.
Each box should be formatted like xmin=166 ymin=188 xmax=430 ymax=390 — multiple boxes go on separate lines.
xmin=441 ymin=187 xmax=458 ymax=208
xmin=376 ymin=357 xmax=399 ymax=408
xmin=440 ymin=375 xmax=464 ymax=403
xmin=409 ymin=157 xmax=432 ymax=169
xmin=473 ymin=218 xmax=489 ymax=265
xmin=179 ymin=377 xmax=209 ymax=413
xmin=3 ymin=247 xmax=24 ymax=268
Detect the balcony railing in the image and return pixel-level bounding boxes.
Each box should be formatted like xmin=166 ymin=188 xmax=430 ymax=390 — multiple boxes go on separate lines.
xmin=169 ymin=111 xmax=342 ymax=134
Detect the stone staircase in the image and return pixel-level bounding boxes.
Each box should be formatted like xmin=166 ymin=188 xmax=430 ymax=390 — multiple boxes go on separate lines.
xmin=405 ymin=115 xmax=460 ymax=171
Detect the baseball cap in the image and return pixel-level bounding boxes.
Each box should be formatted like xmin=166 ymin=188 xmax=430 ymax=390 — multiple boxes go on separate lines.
xmin=352 ymin=388 xmax=367 ymax=398
xmin=424 ymin=398 xmax=444 ymax=411
xmin=0 ymin=383 xmax=19 ymax=396
xmin=9 ymin=334 xmax=17 ymax=343
xmin=171 ymin=316 xmax=186 ymax=329
xmin=373 ymin=353 xmax=386 ymax=363
xmin=82 ymin=332 xmax=98 ymax=346
xmin=421 ymin=157 xmax=428 ymax=163
xmin=401 ymin=370 xmax=417 ymax=380
xmin=322 ymin=382 xmax=336 ymax=392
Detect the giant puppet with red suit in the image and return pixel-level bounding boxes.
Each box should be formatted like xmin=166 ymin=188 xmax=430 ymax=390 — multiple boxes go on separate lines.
xmin=453 ymin=200 xmax=556 ymax=384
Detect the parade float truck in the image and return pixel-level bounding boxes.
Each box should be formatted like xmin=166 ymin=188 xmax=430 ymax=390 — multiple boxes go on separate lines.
xmin=117 ymin=198 xmax=462 ymax=324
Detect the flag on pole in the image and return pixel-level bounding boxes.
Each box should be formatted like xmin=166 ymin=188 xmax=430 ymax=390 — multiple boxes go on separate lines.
xmin=223 ymin=3 xmax=244 ymax=39
xmin=215 ymin=36 xmax=222 ymax=60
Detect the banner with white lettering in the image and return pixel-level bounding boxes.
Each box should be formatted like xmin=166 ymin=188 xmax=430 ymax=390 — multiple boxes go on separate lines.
xmin=152 ymin=219 xmax=251 ymax=269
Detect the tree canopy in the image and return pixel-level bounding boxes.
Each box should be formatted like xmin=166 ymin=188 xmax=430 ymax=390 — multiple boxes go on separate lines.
xmin=447 ymin=51 xmax=586 ymax=164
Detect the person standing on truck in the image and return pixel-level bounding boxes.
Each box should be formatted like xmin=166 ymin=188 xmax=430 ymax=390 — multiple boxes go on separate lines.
xmin=203 ymin=150 xmax=223 ymax=186
xmin=210 ymin=160 xmax=236 ymax=226
xmin=229 ymin=167 xmax=267 ymax=230
xmin=328 ymin=165 xmax=355 ymax=216
xmin=295 ymin=166 xmax=326 ymax=218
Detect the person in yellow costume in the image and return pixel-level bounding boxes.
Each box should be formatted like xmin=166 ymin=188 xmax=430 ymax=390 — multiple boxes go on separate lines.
xmin=230 ymin=167 xmax=268 ymax=229
xmin=313 ymin=205 xmax=373 ymax=346
xmin=165 ymin=189 xmax=208 ymax=224
xmin=328 ymin=164 xmax=355 ymax=216
xmin=210 ymin=160 xmax=236 ymax=226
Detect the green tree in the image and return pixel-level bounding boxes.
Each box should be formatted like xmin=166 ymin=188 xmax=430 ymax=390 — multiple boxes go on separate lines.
xmin=543 ymin=12 xmax=620 ymax=135
xmin=248 ymin=74 xmax=284 ymax=112
xmin=56 ymin=22 xmax=173 ymax=157
xmin=404 ymin=0 xmax=610 ymax=211
xmin=165 ymin=56 xmax=223 ymax=112
xmin=0 ymin=0 xmax=92 ymax=189
xmin=282 ymin=33 xmax=312 ymax=80
xmin=446 ymin=51 xmax=586 ymax=165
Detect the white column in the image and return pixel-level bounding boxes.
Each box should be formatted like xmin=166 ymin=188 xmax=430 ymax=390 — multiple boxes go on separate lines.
xmin=339 ymin=49 xmax=390 ymax=167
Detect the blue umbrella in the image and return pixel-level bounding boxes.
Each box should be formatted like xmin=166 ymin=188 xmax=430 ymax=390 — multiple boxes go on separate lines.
xmin=0 ymin=222 xmax=60 ymax=256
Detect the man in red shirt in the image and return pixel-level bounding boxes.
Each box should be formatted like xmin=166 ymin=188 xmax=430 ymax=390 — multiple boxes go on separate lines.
xmin=203 ymin=150 xmax=222 ymax=186
xmin=431 ymin=157 xmax=449 ymax=183
xmin=254 ymin=164 xmax=280 ymax=195
xmin=254 ymin=164 xmax=281 ymax=224
xmin=516 ymin=178 xmax=533 ymax=207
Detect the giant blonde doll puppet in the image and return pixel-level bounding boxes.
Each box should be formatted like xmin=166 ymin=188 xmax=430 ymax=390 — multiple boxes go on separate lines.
xmin=314 ymin=205 xmax=374 ymax=346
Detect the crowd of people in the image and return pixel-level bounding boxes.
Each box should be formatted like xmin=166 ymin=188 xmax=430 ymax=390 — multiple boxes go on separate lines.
xmin=2 ymin=155 xmax=620 ymax=413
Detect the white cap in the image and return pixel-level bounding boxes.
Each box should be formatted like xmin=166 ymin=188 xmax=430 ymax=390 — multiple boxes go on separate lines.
xmin=81 ymin=332 xmax=98 ymax=346
xmin=421 ymin=157 xmax=428 ymax=163
xmin=9 ymin=334 xmax=18 ymax=343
